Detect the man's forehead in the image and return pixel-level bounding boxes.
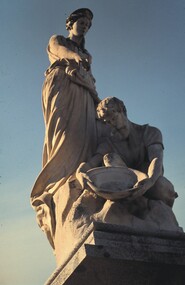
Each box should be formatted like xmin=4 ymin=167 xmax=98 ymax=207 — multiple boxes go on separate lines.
xmin=103 ymin=109 xmax=117 ymax=118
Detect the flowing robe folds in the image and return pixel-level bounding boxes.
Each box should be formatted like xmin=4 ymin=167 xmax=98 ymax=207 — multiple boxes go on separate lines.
xmin=31 ymin=36 xmax=99 ymax=249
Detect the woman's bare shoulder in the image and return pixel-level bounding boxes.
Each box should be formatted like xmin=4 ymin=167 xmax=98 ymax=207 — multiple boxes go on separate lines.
xmin=49 ymin=34 xmax=66 ymax=46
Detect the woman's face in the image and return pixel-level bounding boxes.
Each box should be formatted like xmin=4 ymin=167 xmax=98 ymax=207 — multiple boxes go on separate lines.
xmin=71 ymin=17 xmax=91 ymax=37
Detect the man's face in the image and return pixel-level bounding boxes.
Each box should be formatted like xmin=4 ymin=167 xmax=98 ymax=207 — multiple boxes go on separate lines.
xmin=71 ymin=17 xmax=91 ymax=37
xmin=103 ymin=109 xmax=130 ymax=139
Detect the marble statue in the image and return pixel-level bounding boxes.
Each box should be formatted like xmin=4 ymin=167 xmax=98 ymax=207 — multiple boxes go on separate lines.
xmin=31 ymin=9 xmax=182 ymax=266
xmin=86 ymin=96 xmax=178 ymax=207
xmin=31 ymin=8 xmax=99 ymax=249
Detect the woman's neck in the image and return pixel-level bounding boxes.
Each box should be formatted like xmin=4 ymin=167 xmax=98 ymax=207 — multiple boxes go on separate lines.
xmin=68 ymin=34 xmax=83 ymax=46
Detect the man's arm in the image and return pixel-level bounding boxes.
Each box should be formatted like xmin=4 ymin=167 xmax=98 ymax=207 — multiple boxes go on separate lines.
xmin=134 ymin=144 xmax=163 ymax=193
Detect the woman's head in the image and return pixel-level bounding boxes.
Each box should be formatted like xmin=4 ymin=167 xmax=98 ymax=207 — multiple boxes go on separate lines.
xmin=66 ymin=8 xmax=93 ymax=31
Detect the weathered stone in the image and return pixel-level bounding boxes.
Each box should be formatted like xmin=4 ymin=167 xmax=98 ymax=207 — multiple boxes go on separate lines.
xmin=45 ymin=223 xmax=185 ymax=285
xmin=31 ymin=10 xmax=183 ymax=282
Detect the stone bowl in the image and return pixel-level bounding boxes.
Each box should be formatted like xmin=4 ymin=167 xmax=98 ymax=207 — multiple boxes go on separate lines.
xmin=86 ymin=166 xmax=147 ymax=200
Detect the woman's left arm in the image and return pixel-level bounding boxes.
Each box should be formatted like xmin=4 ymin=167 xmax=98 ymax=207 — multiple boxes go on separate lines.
xmin=49 ymin=35 xmax=82 ymax=63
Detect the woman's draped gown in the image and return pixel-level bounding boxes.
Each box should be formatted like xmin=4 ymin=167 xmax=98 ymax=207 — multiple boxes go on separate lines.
xmin=31 ymin=36 xmax=100 ymax=251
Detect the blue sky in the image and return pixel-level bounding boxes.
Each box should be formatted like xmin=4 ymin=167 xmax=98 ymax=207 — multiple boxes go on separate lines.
xmin=1 ymin=0 xmax=185 ymax=284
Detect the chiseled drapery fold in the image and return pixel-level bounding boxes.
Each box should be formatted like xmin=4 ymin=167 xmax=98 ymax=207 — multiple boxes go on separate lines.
xmin=31 ymin=37 xmax=99 ymax=248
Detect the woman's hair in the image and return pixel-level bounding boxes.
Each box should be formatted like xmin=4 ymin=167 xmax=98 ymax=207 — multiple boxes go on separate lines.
xmin=66 ymin=8 xmax=93 ymax=31
xmin=97 ymin=97 xmax=127 ymax=120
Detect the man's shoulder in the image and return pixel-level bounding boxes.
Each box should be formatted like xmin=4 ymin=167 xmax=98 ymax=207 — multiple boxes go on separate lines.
xmin=131 ymin=122 xmax=148 ymax=131
xmin=131 ymin=122 xmax=163 ymax=147
xmin=145 ymin=125 xmax=162 ymax=138
xmin=131 ymin=122 xmax=161 ymax=135
xmin=144 ymin=125 xmax=163 ymax=147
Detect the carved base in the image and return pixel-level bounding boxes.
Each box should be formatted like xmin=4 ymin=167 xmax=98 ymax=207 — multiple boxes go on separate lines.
xmin=45 ymin=222 xmax=185 ymax=285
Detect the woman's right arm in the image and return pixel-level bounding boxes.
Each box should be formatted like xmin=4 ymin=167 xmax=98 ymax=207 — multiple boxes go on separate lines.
xmin=49 ymin=35 xmax=82 ymax=63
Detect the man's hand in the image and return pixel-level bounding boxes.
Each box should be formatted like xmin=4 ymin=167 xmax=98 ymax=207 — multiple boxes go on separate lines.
xmin=76 ymin=162 xmax=92 ymax=189
xmin=133 ymin=177 xmax=154 ymax=198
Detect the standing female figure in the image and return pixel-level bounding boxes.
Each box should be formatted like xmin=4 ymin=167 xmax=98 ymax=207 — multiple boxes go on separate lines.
xmin=31 ymin=9 xmax=99 ymax=250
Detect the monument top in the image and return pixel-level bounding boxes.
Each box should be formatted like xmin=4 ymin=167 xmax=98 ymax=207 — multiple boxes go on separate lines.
xmin=31 ymin=8 xmax=182 ymax=267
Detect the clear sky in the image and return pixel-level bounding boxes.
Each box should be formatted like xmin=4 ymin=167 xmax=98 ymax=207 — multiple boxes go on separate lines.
xmin=1 ymin=0 xmax=185 ymax=284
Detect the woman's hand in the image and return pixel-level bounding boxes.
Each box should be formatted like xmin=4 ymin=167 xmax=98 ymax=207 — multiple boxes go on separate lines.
xmin=81 ymin=58 xmax=90 ymax=71
xmin=73 ymin=53 xmax=83 ymax=64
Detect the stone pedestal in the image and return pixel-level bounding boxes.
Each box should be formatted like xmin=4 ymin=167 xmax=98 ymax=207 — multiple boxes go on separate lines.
xmin=45 ymin=222 xmax=185 ymax=285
